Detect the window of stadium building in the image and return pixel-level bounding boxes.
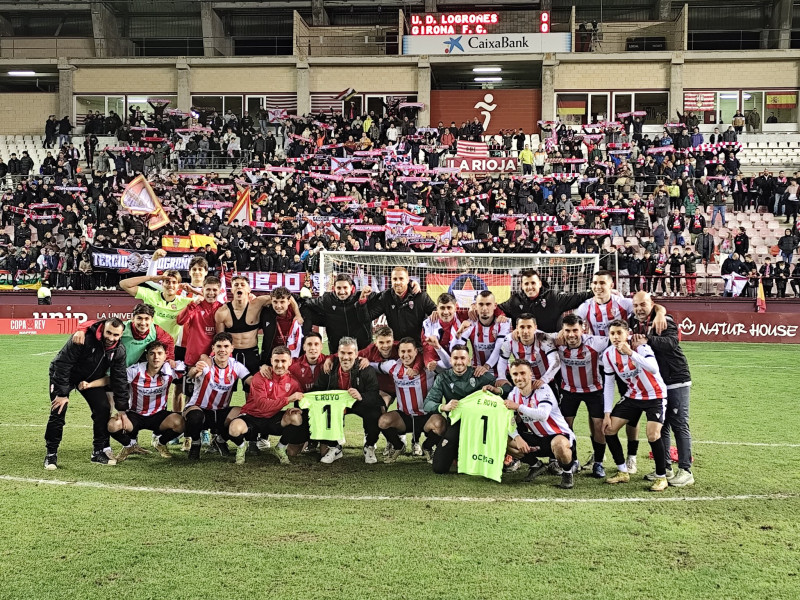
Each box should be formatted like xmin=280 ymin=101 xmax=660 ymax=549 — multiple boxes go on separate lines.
xmin=555 ymin=93 xmax=609 ymax=125
xmin=191 ymin=95 xmax=243 ymax=117
xmin=612 ymin=92 xmax=669 ymax=125
xmin=75 ymin=95 xmax=125 ymax=131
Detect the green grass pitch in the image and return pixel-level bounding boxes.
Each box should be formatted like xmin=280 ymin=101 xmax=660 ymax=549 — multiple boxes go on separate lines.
xmin=1 ymin=337 xmax=799 ymax=599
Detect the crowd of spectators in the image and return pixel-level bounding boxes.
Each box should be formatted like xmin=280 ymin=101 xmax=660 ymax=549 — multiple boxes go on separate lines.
xmin=0 ymin=102 xmax=799 ymax=296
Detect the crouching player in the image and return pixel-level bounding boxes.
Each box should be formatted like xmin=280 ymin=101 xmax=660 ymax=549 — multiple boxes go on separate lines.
xmin=601 ymin=320 xmax=670 ymax=492
xmin=377 ymin=337 xmax=450 ymax=463
xmin=485 ymin=359 xmax=576 ymax=489
xmin=108 ymin=340 xmax=186 ymax=461
xmin=228 ymin=346 xmax=305 ymax=465
xmin=183 ymin=333 xmax=252 ymax=461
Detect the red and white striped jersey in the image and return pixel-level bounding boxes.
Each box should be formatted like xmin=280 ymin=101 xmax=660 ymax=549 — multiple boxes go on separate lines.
xmin=498 ymin=333 xmax=560 ymax=383
xmin=557 ymin=335 xmax=609 ymax=393
xmin=451 ymin=319 xmax=511 ymax=368
xmin=127 ymin=363 xmax=176 ymax=416
xmin=422 ymin=315 xmax=463 ymax=352
xmin=575 ymin=296 xmax=634 ymax=337
xmin=602 ymin=344 xmax=666 ymax=401
xmin=187 ymin=357 xmax=251 ymax=410
xmin=380 ymin=355 xmax=434 ymax=416
xmin=508 ymin=384 xmax=574 ymax=441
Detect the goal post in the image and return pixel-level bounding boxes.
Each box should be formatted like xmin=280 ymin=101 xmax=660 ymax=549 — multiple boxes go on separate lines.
xmin=319 ymin=251 xmax=601 ymax=307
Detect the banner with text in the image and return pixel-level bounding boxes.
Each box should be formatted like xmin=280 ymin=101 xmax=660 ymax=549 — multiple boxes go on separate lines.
xmin=402 ymin=32 xmax=571 ymax=55
xmin=90 ymin=247 xmax=197 ymax=273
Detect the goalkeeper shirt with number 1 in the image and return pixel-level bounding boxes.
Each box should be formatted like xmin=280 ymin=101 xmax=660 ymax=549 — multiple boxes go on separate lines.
xmin=449 ymin=390 xmax=516 ymax=483
xmin=298 ymin=390 xmax=356 ymax=442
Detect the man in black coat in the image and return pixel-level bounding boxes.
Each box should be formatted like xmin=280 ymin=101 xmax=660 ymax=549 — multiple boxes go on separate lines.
xmin=311 ymin=336 xmax=382 ymax=464
xmin=301 ymin=274 xmax=376 ymax=351
xmin=364 ymin=266 xmax=435 ymax=346
xmin=44 ymin=318 xmax=131 ymax=469
xmin=499 ymin=268 xmax=592 ymax=333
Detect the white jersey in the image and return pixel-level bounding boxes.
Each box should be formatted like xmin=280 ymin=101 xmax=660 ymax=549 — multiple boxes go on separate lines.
xmin=451 ymin=319 xmax=511 ymax=368
xmin=422 ymin=315 xmax=463 ymax=355
xmin=497 ymin=332 xmax=560 ymax=383
xmin=575 ymin=296 xmax=633 ymax=337
xmin=188 ymin=357 xmax=251 ymax=410
xmin=557 ymin=335 xmax=609 ymax=394
xmin=602 ymin=344 xmax=666 ymax=409
xmin=380 ymin=356 xmax=434 ymax=416
xmin=127 ymin=362 xmax=176 ymax=416
xmin=508 ymin=384 xmax=574 ymax=441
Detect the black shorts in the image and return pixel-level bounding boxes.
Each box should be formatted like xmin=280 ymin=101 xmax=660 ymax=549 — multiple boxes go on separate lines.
xmin=611 ymin=397 xmax=666 ymax=424
xmin=126 ymin=410 xmax=174 ymax=436
xmin=174 ymin=346 xmax=187 ymax=362
xmin=237 ymin=412 xmax=285 ymax=438
xmin=559 ymin=389 xmax=604 ymax=420
xmin=518 ymin=430 xmax=571 ymax=459
xmin=184 ymin=406 xmax=235 ymax=432
xmin=398 ymin=412 xmax=434 ymax=434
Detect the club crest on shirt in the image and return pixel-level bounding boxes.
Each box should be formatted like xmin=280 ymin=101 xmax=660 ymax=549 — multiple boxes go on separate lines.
xmin=540 ymin=298 xmax=547 ymax=308
xmin=449 ymin=382 xmax=455 ymax=389
xmin=391 ymin=304 xmax=396 ymax=310
xmin=409 ymin=300 xmax=414 ymax=310
xmin=284 ymin=382 xmax=291 ymax=392
xmin=263 ymin=321 xmax=270 ymax=328
xmin=469 ymin=377 xmax=476 ymax=387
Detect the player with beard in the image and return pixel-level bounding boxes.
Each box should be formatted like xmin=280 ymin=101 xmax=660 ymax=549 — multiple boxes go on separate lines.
xmin=496 ymin=314 xmax=560 ymax=390
xmin=364 ymin=266 xmax=435 ymax=346
xmin=421 ymin=293 xmax=464 ymax=370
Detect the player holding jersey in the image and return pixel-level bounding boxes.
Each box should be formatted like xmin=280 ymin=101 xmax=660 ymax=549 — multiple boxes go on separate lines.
xmin=228 ymin=346 xmax=305 ymax=465
xmin=107 ymin=341 xmax=185 ymax=461
xmin=555 ymin=314 xmax=610 ymax=478
xmin=601 ymin=320 xmax=670 ymax=492
xmin=486 ymin=360 xmax=576 ymax=489
xmin=184 ymin=333 xmax=253 ymax=461
xmin=496 ymin=314 xmax=560 ymax=389
xmin=449 ymin=290 xmax=511 ymax=372
xmin=377 ymin=338 xmax=449 ymax=463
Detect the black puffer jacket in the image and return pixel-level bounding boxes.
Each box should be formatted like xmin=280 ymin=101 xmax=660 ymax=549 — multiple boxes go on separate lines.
xmin=499 ymin=288 xmax=593 ymax=333
xmin=301 ymin=290 xmax=375 ymax=351
xmin=365 ymin=285 xmax=437 ymax=346
xmin=49 ymin=320 xmax=129 ymax=409
xmin=311 ymin=358 xmax=380 ymax=406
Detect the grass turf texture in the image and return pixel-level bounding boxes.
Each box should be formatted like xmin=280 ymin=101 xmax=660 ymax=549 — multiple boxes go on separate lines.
xmin=1 ymin=337 xmax=799 ymax=599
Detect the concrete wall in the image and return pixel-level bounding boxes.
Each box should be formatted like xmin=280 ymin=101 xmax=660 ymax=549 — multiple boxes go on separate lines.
xmin=73 ymin=67 xmax=177 ymax=93
xmin=308 ymin=65 xmax=417 ymax=92
xmin=0 ymin=93 xmax=59 ymax=134
xmin=554 ymin=58 xmax=670 ymax=90
xmin=0 ymin=38 xmax=95 ymax=59
xmin=684 ymin=59 xmax=800 ymax=89
xmin=590 ymin=21 xmax=681 ymax=53
xmin=191 ymin=66 xmax=296 ymax=93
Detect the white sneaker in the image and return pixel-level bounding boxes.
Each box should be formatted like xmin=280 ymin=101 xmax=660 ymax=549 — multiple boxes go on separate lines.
xmin=626 ymin=456 xmax=638 ymax=474
xmin=363 ymin=445 xmax=377 ymax=464
xmin=412 ymin=442 xmax=423 ymax=457
xmin=382 ymin=442 xmax=394 ymax=458
xmin=256 ymin=437 xmax=271 ymax=451
xmin=320 ymin=446 xmax=342 ymax=464
xmin=669 ymin=468 xmax=695 ymax=487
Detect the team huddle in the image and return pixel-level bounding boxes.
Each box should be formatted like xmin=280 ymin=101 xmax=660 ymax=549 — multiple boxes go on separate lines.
xmin=43 ymin=259 xmax=695 ymax=491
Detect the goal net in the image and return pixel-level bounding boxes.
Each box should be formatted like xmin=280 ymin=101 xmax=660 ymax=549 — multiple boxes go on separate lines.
xmin=319 ymin=251 xmax=600 ymax=308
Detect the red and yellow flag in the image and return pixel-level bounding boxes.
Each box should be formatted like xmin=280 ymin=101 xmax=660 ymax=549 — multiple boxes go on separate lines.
xmin=228 ymin=187 xmax=252 ymax=225
xmin=756 ymin=280 xmax=767 ymax=313
xmin=766 ymin=92 xmax=797 ymax=109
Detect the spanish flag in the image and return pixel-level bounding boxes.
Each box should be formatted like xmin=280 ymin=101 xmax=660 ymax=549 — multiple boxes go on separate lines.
xmin=756 ymin=280 xmax=767 ymax=313
xmin=766 ymin=92 xmax=797 ymax=109
xmin=191 ymin=234 xmax=217 ymax=250
xmin=426 ymin=273 xmax=511 ymax=308
xmin=228 ymin=186 xmax=252 ymax=225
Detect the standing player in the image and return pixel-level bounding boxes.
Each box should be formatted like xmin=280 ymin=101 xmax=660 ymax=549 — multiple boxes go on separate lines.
xmin=422 ymin=345 xmax=497 ymax=475
xmin=449 ymin=290 xmax=511 ymax=373
xmin=486 ymin=360 xmax=577 ymax=489
xmin=555 ymin=314 xmax=610 ymax=477
xmin=300 ymin=274 xmax=376 ymax=351
xmin=259 ymin=286 xmax=303 ymax=365
xmin=377 ymin=337 xmax=449 ymax=463
xmin=44 ymin=318 xmax=130 ymax=469
xmin=574 ymin=270 xmax=667 ymax=474
xmin=119 ymin=270 xmax=193 ymax=343
xmin=365 ymin=266 xmax=436 ymax=345
xmin=421 ymin=293 xmax=465 ymax=369
xmin=289 ymin=332 xmax=328 ymax=392
xmin=630 ymin=291 xmax=694 ymax=487
xmin=227 ymin=346 xmax=305 ymax=465
xmin=601 ymin=320 xmax=670 ymax=492
xmin=499 ymin=268 xmax=593 ymax=332
xmin=496 ymin=314 xmax=560 ymax=390
xmin=107 ymin=340 xmax=185 ymax=461
xmin=183 ymin=332 xmax=253 ymax=461
xmin=214 ymin=275 xmax=272 ymax=380
xmin=176 ymin=276 xmax=224 ymax=395
xmin=310 ymin=337 xmax=382 ymax=464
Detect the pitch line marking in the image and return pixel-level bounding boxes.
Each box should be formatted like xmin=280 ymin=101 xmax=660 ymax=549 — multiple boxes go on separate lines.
xmin=1 ymin=424 xmax=800 ymax=448
xmin=0 ymin=475 xmax=797 ymax=505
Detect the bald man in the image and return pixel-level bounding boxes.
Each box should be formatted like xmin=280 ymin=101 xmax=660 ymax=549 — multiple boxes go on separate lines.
xmin=628 ymin=292 xmax=694 ymax=487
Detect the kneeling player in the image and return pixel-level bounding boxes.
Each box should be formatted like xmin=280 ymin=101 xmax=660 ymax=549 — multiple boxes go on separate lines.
xmin=108 ymin=340 xmax=185 ymax=461
xmin=377 ymin=337 xmax=449 ymax=463
xmin=490 ymin=360 xmax=576 ymax=489
xmin=228 ymin=346 xmax=305 ymax=465
xmin=601 ymin=320 xmax=670 ymax=492
xmin=183 ymin=333 xmax=253 ymax=461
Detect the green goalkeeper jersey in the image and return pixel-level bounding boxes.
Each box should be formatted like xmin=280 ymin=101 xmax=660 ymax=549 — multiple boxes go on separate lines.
xmin=298 ymin=390 xmax=356 ymax=442
xmin=449 ymin=390 xmax=516 ymax=483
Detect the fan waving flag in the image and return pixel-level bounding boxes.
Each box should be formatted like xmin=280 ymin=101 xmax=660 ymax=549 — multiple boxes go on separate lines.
xmin=335 ymin=88 xmax=358 ymax=101
xmin=756 ymin=280 xmax=767 ymax=313
xmin=267 ymin=108 xmax=288 ymax=122
xmin=228 ymin=187 xmax=252 ymax=225
xmin=120 ymin=174 xmax=169 ymax=231
xmin=455 ymin=140 xmax=490 ymax=158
